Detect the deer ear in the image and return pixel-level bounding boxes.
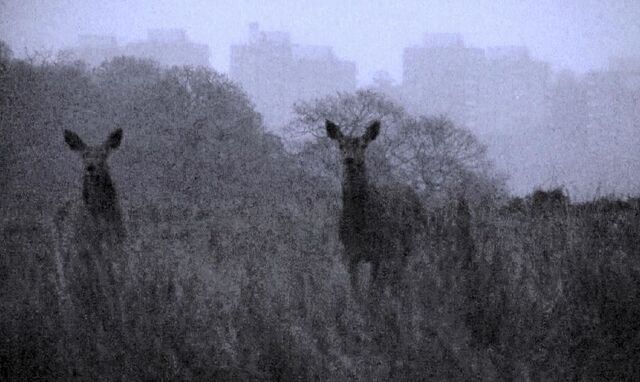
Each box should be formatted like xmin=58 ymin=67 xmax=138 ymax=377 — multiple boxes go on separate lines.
xmin=326 ymin=120 xmax=343 ymax=140
xmin=105 ymin=128 xmax=123 ymax=150
xmin=363 ymin=120 xmax=380 ymax=143
xmin=64 ymin=130 xmax=86 ymax=151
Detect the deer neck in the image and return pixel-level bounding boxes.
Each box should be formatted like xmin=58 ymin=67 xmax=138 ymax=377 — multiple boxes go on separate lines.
xmin=342 ymin=162 xmax=371 ymax=218
xmin=83 ymin=170 xmax=120 ymax=219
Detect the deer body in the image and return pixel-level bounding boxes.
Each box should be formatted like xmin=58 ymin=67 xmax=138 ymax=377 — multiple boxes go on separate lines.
xmin=327 ymin=120 xmax=423 ymax=295
xmin=54 ymin=129 xmax=126 ymax=332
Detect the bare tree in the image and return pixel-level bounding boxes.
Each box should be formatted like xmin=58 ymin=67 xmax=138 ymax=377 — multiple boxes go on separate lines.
xmin=290 ymin=89 xmax=405 ymax=139
xmin=290 ymin=90 xmax=505 ymax=203
xmin=392 ymin=115 xmax=504 ymax=199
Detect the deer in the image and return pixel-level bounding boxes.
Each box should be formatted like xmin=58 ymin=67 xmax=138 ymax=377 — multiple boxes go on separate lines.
xmin=326 ymin=120 xmax=425 ymax=298
xmin=53 ymin=128 xmax=127 ymax=347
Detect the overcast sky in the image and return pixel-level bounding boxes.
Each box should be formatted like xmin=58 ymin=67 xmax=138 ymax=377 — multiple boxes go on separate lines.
xmin=1 ymin=0 xmax=639 ymax=84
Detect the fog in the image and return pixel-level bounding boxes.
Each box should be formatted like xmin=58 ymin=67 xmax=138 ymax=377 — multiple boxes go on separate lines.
xmin=3 ymin=1 xmax=640 ymax=380
xmin=2 ymin=0 xmax=639 ymax=197
xmin=2 ymin=0 xmax=639 ymax=83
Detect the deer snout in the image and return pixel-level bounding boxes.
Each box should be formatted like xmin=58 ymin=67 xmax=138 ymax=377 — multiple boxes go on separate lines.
xmin=345 ymin=158 xmax=355 ymax=165
xmin=86 ymin=164 xmax=96 ymax=173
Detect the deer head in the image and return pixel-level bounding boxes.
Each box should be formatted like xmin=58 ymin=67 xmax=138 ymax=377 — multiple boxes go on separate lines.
xmin=64 ymin=129 xmax=122 ymax=181
xmin=326 ymin=120 xmax=380 ymax=168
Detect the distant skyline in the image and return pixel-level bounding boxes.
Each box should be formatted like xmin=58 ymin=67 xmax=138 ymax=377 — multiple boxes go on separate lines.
xmin=1 ymin=0 xmax=639 ymax=85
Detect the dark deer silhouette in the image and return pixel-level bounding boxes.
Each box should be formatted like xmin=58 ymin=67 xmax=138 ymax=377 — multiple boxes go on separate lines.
xmin=54 ymin=128 xmax=126 ymax=336
xmin=326 ymin=120 xmax=424 ymax=296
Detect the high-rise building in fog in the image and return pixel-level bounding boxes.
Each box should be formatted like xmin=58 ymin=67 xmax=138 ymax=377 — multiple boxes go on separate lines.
xmin=478 ymin=46 xmax=550 ymax=134
xmin=230 ymin=23 xmax=357 ymax=129
xmin=401 ymin=34 xmax=550 ymax=135
xmin=401 ymin=34 xmax=554 ymax=195
xmin=61 ymin=29 xmax=210 ymax=68
xmin=584 ymin=56 xmax=640 ymax=135
xmin=123 ymin=29 xmax=210 ymax=67
xmin=402 ymin=33 xmax=484 ymax=130
xmin=65 ymin=35 xmax=120 ymax=66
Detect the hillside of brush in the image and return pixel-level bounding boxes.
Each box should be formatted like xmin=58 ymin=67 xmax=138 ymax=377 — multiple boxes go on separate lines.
xmin=1 ymin=55 xmax=639 ymax=380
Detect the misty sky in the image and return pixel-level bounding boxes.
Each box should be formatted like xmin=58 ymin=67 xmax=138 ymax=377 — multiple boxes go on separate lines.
xmin=1 ymin=0 xmax=639 ymax=84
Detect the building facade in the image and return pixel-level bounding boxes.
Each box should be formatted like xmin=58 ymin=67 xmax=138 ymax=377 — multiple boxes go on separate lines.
xmin=402 ymin=34 xmax=550 ymax=136
xmin=61 ymin=29 xmax=210 ymax=68
xmin=402 ymin=33 xmax=484 ymax=130
xmin=123 ymin=29 xmax=210 ymax=67
xmin=478 ymin=46 xmax=550 ymax=134
xmin=230 ymin=23 xmax=357 ymax=129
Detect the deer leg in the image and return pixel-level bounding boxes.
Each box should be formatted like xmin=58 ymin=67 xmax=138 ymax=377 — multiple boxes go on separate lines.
xmin=370 ymin=260 xmax=380 ymax=283
xmin=349 ymin=258 xmax=360 ymax=299
xmin=370 ymin=260 xmax=384 ymax=298
xmin=105 ymin=260 xmax=123 ymax=331
xmin=396 ymin=252 xmax=409 ymax=293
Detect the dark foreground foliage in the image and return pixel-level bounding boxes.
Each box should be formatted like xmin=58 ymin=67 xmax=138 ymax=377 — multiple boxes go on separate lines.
xmin=1 ymin=51 xmax=640 ymax=380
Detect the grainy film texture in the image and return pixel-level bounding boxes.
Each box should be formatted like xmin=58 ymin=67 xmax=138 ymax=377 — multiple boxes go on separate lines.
xmin=1 ymin=1 xmax=639 ymax=380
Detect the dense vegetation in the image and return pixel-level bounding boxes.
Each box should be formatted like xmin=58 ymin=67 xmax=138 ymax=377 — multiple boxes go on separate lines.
xmin=1 ymin=45 xmax=639 ymax=380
